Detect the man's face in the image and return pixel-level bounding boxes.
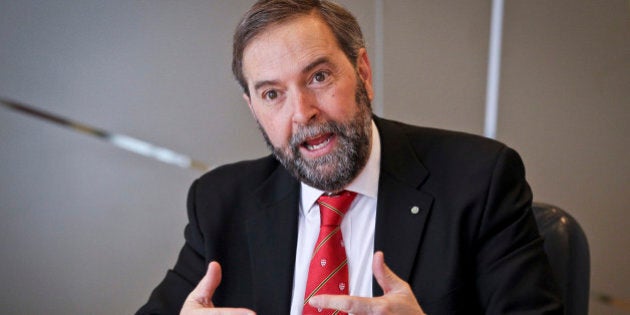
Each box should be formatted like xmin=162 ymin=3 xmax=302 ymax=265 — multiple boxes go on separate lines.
xmin=241 ymin=14 xmax=374 ymax=192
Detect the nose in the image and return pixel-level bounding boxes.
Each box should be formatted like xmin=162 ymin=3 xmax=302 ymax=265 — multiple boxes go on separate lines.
xmin=291 ymin=88 xmax=319 ymax=125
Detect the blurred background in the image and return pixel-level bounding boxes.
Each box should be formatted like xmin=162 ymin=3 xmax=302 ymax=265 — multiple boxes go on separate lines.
xmin=0 ymin=1 xmax=628 ymax=314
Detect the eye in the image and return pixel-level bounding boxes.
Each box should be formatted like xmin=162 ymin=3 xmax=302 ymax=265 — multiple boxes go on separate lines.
xmin=312 ymin=71 xmax=329 ymax=83
xmin=263 ymin=89 xmax=278 ymax=101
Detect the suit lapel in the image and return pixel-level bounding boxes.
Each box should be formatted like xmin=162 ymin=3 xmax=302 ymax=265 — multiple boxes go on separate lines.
xmin=245 ymin=164 xmax=300 ymax=314
xmin=373 ymin=118 xmax=434 ymax=296
xmin=242 ymin=118 xmax=435 ymax=304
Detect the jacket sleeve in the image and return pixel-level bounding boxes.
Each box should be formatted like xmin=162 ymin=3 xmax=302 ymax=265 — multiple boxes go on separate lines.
xmin=136 ymin=179 xmax=207 ymax=315
xmin=475 ymin=147 xmax=563 ymax=314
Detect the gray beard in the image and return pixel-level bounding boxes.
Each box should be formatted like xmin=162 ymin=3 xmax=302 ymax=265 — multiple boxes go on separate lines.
xmin=256 ymin=80 xmax=373 ymax=192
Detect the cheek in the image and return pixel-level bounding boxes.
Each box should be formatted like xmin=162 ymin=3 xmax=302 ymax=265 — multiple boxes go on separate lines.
xmin=257 ymin=111 xmax=293 ymax=147
xmin=320 ymin=85 xmax=358 ymax=118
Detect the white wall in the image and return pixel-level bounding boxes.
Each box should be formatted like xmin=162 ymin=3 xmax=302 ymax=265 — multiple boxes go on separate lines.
xmin=382 ymin=1 xmax=491 ymax=134
xmin=499 ymin=1 xmax=630 ymax=314
xmin=0 ymin=1 xmax=627 ymax=314
xmin=0 ymin=1 xmax=257 ymax=314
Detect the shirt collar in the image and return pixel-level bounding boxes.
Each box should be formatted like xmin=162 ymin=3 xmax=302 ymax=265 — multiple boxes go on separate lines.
xmin=300 ymin=120 xmax=381 ymax=215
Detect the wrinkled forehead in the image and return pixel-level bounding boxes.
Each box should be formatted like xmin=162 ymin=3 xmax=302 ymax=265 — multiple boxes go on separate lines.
xmin=241 ymin=14 xmax=344 ymax=83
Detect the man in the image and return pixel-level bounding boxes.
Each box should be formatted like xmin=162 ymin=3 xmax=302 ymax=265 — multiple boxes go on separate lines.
xmin=138 ymin=1 xmax=562 ymax=314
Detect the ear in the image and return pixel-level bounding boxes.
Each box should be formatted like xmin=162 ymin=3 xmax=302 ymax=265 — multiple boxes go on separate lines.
xmin=356 ymin=48 xmax=374 ymax=101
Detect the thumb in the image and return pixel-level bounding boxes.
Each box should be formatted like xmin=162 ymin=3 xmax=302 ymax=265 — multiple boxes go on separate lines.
xmin=188 ymin=261 xmax=222 ymax=307
xmin=372 ymin=251 xmax=406 ymax=294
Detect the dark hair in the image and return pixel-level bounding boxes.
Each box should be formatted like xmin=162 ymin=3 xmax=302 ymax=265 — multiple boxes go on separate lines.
xmin=232 ymin=0 xmax=365 ymax=95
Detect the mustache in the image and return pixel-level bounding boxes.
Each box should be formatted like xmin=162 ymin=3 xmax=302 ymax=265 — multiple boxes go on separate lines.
xmin=289 ymin=120 xmax=346 ymax=148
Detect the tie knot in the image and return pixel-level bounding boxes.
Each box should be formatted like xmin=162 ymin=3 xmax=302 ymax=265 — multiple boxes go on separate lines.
xmin=317 ymin=191 xmax=357 ymax=226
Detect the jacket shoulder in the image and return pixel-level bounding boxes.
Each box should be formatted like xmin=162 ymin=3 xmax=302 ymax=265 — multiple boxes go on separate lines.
xmin=378 ymin=118 xmax=513 ymax=165
xmin=194 ymin=154 xmax=281 ymax=194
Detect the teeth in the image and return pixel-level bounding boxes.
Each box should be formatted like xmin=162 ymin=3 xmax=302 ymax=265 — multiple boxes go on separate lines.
xmin=305 ymin=136 xmax=331 ymax=151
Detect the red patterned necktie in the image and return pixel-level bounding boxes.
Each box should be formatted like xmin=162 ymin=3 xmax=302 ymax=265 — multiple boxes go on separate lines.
xmin=303 ymin=190 xmax=357 ymax=315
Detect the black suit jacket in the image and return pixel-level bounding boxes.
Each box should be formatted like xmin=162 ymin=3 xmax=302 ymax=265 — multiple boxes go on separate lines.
xmin=138 ymin=117 xmax=563 ymax=314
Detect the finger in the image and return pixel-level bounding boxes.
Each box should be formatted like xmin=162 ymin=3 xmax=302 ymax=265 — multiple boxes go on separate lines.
xmin=309 ymin=294 xmax=375 ymax=314
xmin=372 ymin=251 xmax=406 ymax=294
xmin=189 ymin=261 xmax=222 ymax=306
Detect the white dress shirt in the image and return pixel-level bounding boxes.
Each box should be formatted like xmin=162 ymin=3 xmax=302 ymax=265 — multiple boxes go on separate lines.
xmin=290 ymin=121 xmax=381 ymax=314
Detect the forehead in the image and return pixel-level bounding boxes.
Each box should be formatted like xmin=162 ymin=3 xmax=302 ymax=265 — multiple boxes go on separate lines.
xmin=242 ymin=14 xmax=346 ymax=84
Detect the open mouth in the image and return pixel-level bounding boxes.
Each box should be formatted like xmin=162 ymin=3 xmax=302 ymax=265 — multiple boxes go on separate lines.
xmin=302 ymin=133 xmax=334 ymax=151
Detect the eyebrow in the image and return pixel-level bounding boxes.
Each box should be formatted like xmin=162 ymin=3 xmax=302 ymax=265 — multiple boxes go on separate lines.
xmin=253 ymin=79 xmax=279 ymax=92
xmin=302 ymin=56 xmax=332 ymax=75
xmin=252 ymin=57 xmax=333 ymax=93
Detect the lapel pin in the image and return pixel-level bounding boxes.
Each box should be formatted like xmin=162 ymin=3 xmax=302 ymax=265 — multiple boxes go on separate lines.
xmin=410 ymin=206 xmax=420 ymax=214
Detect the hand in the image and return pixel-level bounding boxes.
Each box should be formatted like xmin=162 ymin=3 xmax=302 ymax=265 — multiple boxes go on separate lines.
xmin=308 ymin=251 xmax=426 ymax=315
xmin=180 ymin=261 xmax=256 ymax=315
